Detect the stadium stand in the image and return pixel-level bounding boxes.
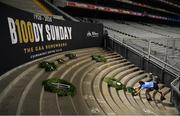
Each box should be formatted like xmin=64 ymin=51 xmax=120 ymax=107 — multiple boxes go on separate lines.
xmin=0 ymin=0 xmax=79 ymax=21
xmin=94 ymin=19 xmax=180 ymax=70
xmin=0 ymin=0 xmax=180 ymax=115
xmin=0 ymin=44 xmax=177 ymax=115
xmin=0 ymin=0 xmax=48 ymax=15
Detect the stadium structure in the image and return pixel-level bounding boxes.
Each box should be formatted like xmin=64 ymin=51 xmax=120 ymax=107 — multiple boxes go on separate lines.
xmin=0 ymin=0 xmax=180 ymax=115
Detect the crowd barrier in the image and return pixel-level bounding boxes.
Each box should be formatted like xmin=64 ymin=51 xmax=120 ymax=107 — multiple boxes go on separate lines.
xmin=105 ymin=35 xmax=180 ymax=112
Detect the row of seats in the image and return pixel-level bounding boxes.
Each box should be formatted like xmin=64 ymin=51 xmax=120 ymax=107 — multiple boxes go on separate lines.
xmin=97 ymin=19 xmax=180 ymax=70
xmin=0 ymin=47 xmax=178 ymax=115
xmin=0 ymin=0 xmax=45 ymax=14
xmin=100 ymin=19 xmax=180 ymax=51
xmin=0 ymin=0 xmax=65 ymax=20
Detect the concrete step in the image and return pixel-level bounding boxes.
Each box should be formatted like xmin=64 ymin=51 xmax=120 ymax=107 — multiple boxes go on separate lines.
xmin=58 ymin=52 xmax=113 ymax=115
xmin=108 ymin=64 xmax=136 ymax=114
xmin=17 ymin=53 xmax=72 ymax=115
xmin=153 ymin=87 xmax=178 ymax=115
xmin=126 ymin=73 xmax=149 ymax=113
xmin=70 ymin=61 xmax=97 ymax=115
xmin=82 ymin=63 xmax=105 ymax=115
xmin=146 ymin=84 xmax=164 ymax=113
xmin=0 ymin=48 xmax=103 ymax=115
xmin=69 ymin=53 xmax=123 ymax=115
xmin=115 ymin=69 xmax=144 ymax=114
xmin=133 ymin=77 xmax=176 ymax=115
xmin=154 ymin=86 xmax=169 ymax=111
xmin=0 ymin=51 xmax=71 ymax=115
xmin=0 ymin=50 xmax=68 ymax=94
xmin=135 ymin=78 xmax=160 ymax=115
xmin=93 ymin=60 xmax=134 ymax=115
xmin=0 ymin=66 xmax=42 ymax=115
xmin=132 ymin=77 xmax=158 ymax=114
xmin=0 ymin=48 xmax=178 ymax=115
xmin=21 ymin=49 xmax=104 ymax=115
xmin=101 ymin=62 xmax=132 ymax=114
xmin=40 ymin=49 xmax=106 ymax=115
xmin=162 ymin=92 xmax=179 ymax=114
xmin=0 ymin=48 xmax=102 ymax=95
xmin=119 ymin=72 xmax=147 ymax=114
xmin=83 ymin=58 xmax=126 ymax=115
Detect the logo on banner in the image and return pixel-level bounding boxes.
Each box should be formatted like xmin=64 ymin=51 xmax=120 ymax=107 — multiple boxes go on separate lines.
xmin=87 ymin=31 xmax=99 ymax=38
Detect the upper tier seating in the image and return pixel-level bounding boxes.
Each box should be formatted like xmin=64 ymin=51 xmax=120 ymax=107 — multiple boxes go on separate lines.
xmin=0 ymin=0 xmax=45 ymax=14
xmin=96 ymin=19 xmax=180 ymax=70
xmin=0 ymin=0 xmax=64 ymax=20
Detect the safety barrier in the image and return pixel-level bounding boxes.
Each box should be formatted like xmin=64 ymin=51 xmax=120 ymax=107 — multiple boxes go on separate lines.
xmin=105 ymin=35 xmax=180 ymax=112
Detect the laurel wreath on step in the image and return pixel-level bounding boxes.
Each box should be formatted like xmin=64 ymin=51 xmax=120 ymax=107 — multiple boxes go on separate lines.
xmin=42 ymin=78 xmax=76 ymax=96
xmin=65 ymin=53 xmax=77 ymax=59
xmin=39 ymin=61 xmax=57 ymax=72
xmin=91 ymin=55 xmax=107 ymax=62
xmin=104 ymin=77 xmax=136 ymax=95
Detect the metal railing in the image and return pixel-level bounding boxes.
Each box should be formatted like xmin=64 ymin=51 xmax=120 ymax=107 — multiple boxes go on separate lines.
xmin=171 ymin=77 xmax=180 ymax=95
xmin=108 ymin=34 xmax=180 ymax=94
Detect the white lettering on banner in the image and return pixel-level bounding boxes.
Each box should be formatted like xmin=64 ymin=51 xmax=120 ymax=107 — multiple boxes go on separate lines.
xmin=45 ymin=24 xmax=51 ymax=41
xmin=59 ymin=26 xmax=64 ymax=40
xmin=55 ymin=26 xmax=60 ymax=40
xmin=7 ymin=17 xmax=73 ymax=45
xmin=38 ymin=24 xmax=44 ymax=42
xmin=67 ymin=27 xmax=72 ymax=40
xmin=8 ymin=17 xmax=17 ymax=44
xmin=32 ymin=23 xmax=40 ymax=42
xmin=64 ymin=27 xmax=69 ymax=40
xmin=50 ymin=25 xmax=56 ymax=41
xmin=45 ymin=25 xmax=72 ymax=41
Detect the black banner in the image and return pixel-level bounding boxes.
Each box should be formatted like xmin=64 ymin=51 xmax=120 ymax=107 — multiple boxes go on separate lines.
xmin=0 ymin=2 xmax=103 ymax=76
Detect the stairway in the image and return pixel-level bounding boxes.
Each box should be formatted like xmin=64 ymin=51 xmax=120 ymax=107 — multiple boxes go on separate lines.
xmin=0 ymin=47 xmax=178 ymax=115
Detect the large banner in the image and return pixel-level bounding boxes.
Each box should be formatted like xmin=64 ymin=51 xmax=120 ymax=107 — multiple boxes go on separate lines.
xmin=0 ymin=2 xmax=103 ymax=76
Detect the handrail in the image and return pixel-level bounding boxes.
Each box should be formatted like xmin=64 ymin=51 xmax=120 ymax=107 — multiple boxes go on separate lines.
xmin=157 ymin=0 xmax=180 ymax=9
xmin=107 ymin=22 xmax=180 ymax=96
xmin=171 ymin=77 xmax=180 ymax=95
xmin=105 ymin=25 xmax=180 ymax=40
xmin=109 ymin=34 xmax=180 ymax=95
xmin=109 ymin=34 xmax=180 ymax=78
xmin=109 ymin=35 xmax=147 ymax=56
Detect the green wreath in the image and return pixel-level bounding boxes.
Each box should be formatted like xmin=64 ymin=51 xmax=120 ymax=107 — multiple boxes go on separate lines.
xmin=104 ymin=77 xmax=136 ymax=95
xmin=91 ymin=55 xmax=107 ymax=62
xmin=39 ymin=61 xmax=57 ymax=72
xmin=42 ymin=78 xmax=76 ymax=96
xmin=65 ymin=53 xmax=77 ymax=59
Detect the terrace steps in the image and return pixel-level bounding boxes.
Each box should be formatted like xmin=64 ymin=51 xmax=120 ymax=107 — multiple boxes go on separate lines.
xmin=0 ymin=48 xmax=178 ymax=115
